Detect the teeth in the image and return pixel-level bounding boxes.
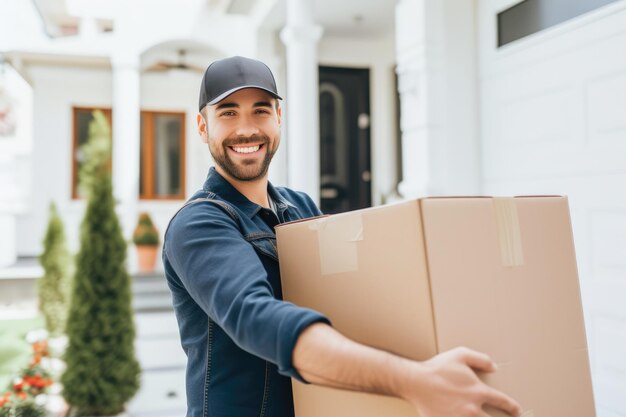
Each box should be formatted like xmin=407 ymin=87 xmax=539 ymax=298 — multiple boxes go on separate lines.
xmin=232 ymin=145 xmax=260 ymax=154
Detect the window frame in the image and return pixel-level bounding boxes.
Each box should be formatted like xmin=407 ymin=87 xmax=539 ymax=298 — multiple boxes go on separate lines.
xmin=140 ymin=110 xmax=186 ymax=201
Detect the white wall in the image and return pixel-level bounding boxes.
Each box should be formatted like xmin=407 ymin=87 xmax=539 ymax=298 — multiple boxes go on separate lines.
xmin=478 ymin=1 xmax=626 ymax=416
xmin=0 ymin=65 xmax=33 ymax=267
xmin=17 ymin=66 xmax=113 ymax=256
xmin=16 ymin=65 xmax=210 ymax=268
xmin=318 ymin=34 xmax=398 ymax=206
xmin=139 ymin=70 xmax=214 ymax=272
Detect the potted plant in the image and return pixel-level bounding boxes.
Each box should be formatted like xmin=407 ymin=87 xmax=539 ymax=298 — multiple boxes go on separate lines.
xmin=133 ymin=212 xmax=160 ymax=273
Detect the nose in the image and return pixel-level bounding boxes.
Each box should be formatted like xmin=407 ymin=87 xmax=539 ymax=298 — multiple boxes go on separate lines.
xmin=234 ymin=115 xmax=260 ymax=137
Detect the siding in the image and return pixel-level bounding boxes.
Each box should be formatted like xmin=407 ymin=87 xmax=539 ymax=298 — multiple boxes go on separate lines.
xmin=478 ymin=1 xmax=626 ymax=415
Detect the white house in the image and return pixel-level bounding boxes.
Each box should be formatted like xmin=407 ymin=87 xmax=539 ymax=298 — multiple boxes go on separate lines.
xmin=1 ymin=0 xmax=625 ymax=416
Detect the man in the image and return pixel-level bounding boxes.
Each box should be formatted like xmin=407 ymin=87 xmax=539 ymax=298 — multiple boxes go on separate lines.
xmin=163 ymin=56 xmax=522 ymax=417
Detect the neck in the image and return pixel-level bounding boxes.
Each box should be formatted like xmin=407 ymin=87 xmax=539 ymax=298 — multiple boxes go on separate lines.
xmin=216 ymin=166 xmax=270 ymax=208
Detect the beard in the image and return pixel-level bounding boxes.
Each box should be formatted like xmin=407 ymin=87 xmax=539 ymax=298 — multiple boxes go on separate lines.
xmin=209 ymin=132 xmax=278 ymax=182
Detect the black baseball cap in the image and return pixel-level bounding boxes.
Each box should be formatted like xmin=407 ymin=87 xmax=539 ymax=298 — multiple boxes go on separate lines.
xmin=198 ymin=56 xmax=282 ymax=111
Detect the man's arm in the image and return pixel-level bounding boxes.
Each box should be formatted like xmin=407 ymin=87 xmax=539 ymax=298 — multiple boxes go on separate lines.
xmin=293 ymin=323 xmax=523 ymax=417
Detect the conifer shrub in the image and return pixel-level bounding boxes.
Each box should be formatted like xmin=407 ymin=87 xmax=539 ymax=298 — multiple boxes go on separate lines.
xmin=76 ymin=111 xmax=112 ymax=199
xmin=38 ymin=202 xmax=72 ymax=337
xmin=61 ymin=110 xmax=140 ymax=416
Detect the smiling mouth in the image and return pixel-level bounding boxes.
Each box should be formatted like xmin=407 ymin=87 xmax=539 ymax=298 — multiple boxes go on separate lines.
xmin=229 ymin=144 xmax=264 ymax=154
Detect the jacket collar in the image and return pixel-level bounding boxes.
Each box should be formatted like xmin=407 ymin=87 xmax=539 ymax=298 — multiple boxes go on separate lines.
xmin=202 ymin=167 xmax=294 ymax=219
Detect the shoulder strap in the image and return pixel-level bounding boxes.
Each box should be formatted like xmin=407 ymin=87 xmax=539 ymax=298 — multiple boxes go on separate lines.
xmin=164 ymin=193 xmax=242 ymax=239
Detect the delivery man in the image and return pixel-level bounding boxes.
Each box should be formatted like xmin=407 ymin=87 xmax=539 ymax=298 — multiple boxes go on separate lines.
xmin=163 ymin=56 xmax=523 ymax=417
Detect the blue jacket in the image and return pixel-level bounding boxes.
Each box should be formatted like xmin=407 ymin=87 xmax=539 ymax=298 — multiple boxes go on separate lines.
xmin=163 ymin=167 xmax=330 ymax=417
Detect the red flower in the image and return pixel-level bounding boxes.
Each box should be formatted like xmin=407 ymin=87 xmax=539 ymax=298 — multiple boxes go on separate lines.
xmin=31 ymin=377 xmax=46 ymax=388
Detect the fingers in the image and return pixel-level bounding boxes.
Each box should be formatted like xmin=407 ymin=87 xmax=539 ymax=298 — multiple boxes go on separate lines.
xmin=483 ymin=387 xmax=523 ymax=417
xmin=457 ymin=348 xmax=497 ymax=372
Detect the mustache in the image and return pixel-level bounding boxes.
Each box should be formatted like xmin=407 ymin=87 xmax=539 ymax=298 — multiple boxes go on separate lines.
xmin=223 ymin=134 xmax=270 ymax=147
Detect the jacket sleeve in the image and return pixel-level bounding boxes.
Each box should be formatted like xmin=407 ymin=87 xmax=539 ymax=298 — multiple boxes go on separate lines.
xmin=164 ymin=201 xmax=330 ymax=381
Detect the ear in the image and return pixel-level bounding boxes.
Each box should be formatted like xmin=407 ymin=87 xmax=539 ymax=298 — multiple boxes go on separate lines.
xmin=276 ymin=104 xmax=282 ymax=128
xmin=197 ymin=112 xmax=209 ymax=144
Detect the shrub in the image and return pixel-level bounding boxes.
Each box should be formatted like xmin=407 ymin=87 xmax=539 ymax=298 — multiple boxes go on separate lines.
xmin=38 ymin=203 xmax=72 ymax=337
xmin=132 ymin=212 xmax=159 ymax=246
xmin=0 ymin=399 xmax=46 ymax=417
xmin=76 ymin=111 xmax=112 ymax=199
xmin=61 ymin=111 xmax=140 ymax=416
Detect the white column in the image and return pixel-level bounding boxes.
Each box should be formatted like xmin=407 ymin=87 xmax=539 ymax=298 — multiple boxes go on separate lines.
xmin=280 ymin=0 xmax=323 ymax=204
xmin=111 ymin=54 xmax=140 ymax=242
xmin=0 ymin=148 xmax=17 ymax=268
xmin=395 ymin=0 xmax=444 ymax=198
xmin=395 ymin=0 xmax=479 ymax=198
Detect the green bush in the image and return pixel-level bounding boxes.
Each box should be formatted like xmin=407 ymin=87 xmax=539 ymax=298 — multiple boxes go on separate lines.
xmin=132 ymin=212 xmax=159 ymax=246
xmin=0 ymin=400 xmax=46 ymax=417
xmin=38 ymin=202 xmax=73 ymax=337
xmin=61 ymin=111 xmax=140 ymax=416
xmin=77 ymin=111 xmax=112 ymax=199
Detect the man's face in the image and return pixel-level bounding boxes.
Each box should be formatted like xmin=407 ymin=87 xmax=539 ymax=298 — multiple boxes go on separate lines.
xmin=198 ymin=88 xmax=281 ymax=182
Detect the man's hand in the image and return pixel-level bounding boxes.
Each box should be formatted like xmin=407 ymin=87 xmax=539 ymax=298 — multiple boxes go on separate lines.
xmin=403 ymin=347 xmax=522 ymax=417
xmin=293 ymin=323 xmax=522 ymax=417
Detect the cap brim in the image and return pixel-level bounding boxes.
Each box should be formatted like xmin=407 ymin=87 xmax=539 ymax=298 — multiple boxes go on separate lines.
xmin=206 ymin=85 xmax=283 ymax=106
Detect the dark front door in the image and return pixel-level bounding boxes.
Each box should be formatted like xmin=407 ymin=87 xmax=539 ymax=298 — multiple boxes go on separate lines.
xmin=319 ymin=66 xmax=371 ymax=214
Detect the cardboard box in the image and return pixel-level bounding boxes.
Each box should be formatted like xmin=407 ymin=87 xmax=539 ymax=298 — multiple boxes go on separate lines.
xmin=277 ymin=196 xmax=595 ymax=417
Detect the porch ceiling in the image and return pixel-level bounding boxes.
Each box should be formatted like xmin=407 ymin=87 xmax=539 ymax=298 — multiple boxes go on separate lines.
xmin=31 ymin=0 xmax=396 ymax=40
xmin=260 ymin=0 xmax=397 ymax=39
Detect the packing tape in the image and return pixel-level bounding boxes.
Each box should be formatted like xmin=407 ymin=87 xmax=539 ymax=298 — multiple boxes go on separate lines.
xmin=493 ymin=198 xmax=524 ymax=267
xmin=309 ymin=214 xmax=363 ymax=275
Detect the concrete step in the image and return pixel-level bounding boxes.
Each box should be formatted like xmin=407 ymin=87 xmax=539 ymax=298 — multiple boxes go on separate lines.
xmin=132 ymin=294 xmax=174 ymax=313
xmin=131 ymin=272 xmax=173 ymax=313
xmin=132 ymin=273 xmax=169 ymax=293
xmin=127 ymin=367 xmax=186 ymax=417
xmin=132 ymin=280 xmax=169 ymax=294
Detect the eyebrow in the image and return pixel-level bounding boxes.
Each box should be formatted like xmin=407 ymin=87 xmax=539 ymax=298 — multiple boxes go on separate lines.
xmin=215 ymin=101 xmax=274 ymax=110
xmin=215 ymin=102 xmax=238 ymax=110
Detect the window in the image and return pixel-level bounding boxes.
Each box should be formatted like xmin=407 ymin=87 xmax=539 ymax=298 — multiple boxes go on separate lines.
xmin=72 ymin=108 xmax=186 ymax=200
xmin=72 ymin=107 xmax=112 ymax=199
xmin=498 ymin=0 xmax=620 ymax=47
xmin=140 ymin=111 xmax=186 ymax=200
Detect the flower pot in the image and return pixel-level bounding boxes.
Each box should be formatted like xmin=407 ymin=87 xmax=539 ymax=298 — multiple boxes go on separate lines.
xmin=136 ymin=245 xmax=158 ymax=273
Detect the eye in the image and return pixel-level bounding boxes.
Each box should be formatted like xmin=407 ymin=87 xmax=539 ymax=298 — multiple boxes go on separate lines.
xmin=255 ymin=108 xmax=271 ymax=115
xmin=220 ymin=110 xmax=236 ymax=117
